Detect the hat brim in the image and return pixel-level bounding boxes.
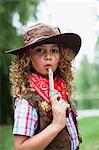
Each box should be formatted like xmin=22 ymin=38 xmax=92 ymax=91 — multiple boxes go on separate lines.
xmin=5 ymin=33 xmax=81 ymax=57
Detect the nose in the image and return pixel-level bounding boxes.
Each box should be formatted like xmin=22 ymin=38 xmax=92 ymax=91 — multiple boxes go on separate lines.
xmin=45 ymin=51 xmax=52 ymax=60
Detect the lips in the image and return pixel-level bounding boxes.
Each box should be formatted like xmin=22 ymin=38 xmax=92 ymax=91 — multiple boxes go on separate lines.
xmin=45 ymin=64 xmax=52 ymax=67
xmin=44 ymin=65 xmax=52 ymax=70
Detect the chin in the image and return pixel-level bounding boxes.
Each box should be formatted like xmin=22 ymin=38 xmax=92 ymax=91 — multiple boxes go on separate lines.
xmin=38 ymin=70 xmax=48 ymax=75
xmin=41 ymin=70 xmax=49 ymax=77
xmin=42 ymin=72 xmax=48 ymax=76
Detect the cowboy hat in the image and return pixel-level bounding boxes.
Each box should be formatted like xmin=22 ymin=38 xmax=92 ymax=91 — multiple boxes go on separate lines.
xmin=5 ymin=23 xmax=81 ymax=57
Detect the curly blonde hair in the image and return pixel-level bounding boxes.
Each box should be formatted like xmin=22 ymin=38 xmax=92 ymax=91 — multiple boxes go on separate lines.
xmin=9 ymin=47 xmax=75 ymax=99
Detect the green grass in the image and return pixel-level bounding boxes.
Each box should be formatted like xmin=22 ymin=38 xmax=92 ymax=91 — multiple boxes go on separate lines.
xmin=0 ymin=117 xmax=99 ymax=150
xmin=78 ymin=117 xmax=99 ymax=150
xmin=0 ymin=125 xmax=13 ymax=150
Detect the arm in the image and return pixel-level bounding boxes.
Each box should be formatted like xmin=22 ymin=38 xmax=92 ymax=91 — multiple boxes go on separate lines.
xmin=14 ymin=94 xmax=69 ymax=150
xmin=14 ymin=122 xmax=62 ymax=150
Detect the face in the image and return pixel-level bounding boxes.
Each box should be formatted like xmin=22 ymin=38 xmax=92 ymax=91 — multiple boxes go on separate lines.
xmin=30 ymin=44 xmax=60 ymax=76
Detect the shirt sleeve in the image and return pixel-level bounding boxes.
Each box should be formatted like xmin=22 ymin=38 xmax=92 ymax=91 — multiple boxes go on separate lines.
xmin=13 ymin=98 xmax=38 ymax=137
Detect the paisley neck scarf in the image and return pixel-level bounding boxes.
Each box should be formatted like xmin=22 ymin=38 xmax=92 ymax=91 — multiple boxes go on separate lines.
xmin=29 ymin=73 xmax=67 ymax=104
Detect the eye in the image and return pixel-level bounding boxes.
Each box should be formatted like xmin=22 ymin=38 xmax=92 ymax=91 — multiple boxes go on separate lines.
xmin=52 ymin=47 xmax=60 ymax=53
xmin=34 ymin=47 xmax=44 ymax=54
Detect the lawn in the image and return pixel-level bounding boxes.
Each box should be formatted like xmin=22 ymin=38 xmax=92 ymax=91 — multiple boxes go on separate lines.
xmin=0 ymin=116 xmax=99 ymax=150
xmin=78 ymin=117 xmax=99 ymax=150
xmin=0 ymin=125 xmax=13 ymax=150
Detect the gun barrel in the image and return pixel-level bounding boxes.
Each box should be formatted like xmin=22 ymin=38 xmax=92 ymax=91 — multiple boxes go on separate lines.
xmin=48 ymin=67 xmax=54 ymax=99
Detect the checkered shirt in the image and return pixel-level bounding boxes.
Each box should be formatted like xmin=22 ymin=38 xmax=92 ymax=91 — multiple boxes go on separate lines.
xmin=13 ymin=98 xmax=38 ymax=137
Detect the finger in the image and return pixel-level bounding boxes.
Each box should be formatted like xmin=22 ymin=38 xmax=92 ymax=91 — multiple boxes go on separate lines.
xmin=54 ymin=89 xmax=61 ymax=96
xmin=51 ymin=94 xmax=61 ymax=104
xmin=58 ymin=99 xmax=70 ymax=110
xmin=58 ymin=98 xmax=67 ymax=104
xmin=66 ymin=103 xmax=70 ymax=109
xmin=50 ymin=89 xmax=59 ymax=100
xmin=54 ymin=90 xmax=62 ymax=101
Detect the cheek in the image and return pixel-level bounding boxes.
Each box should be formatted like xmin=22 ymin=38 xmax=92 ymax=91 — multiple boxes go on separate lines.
xmin=54 ymin=55 xmax=60 ymax=64
xmin=31 ymin=56 xmax=43 ymax=67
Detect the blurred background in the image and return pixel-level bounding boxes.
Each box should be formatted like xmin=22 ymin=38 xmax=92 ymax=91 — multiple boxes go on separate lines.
xmin=0 ymin=0 xmax=99 ymax=149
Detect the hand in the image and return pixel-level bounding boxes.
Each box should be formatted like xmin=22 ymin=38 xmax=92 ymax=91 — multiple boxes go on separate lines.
xmin=51 ymin=90 xmax=70 ymax=130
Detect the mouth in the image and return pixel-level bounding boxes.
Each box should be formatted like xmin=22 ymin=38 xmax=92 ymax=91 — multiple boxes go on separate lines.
xmin=45 ymin=64 xmax=52 ymax=67
xmin=44 ymin=65 xmax=52 ymax=71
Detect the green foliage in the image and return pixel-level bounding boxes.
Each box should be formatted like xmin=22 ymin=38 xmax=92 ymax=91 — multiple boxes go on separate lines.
xmin=75 ymin=55 xmax=99 ymax=109
xmin=0 ymin=0 xmax=42 ymax=50
xmin=75 ymin=54 xmax=99 ymax=110
xmin=0 ymin=51 xmax=13 ymax=124
xmin=76 ymin=55 xmax=99 ymax=94
xmin=0 ymin=0 xmax=42 ymax=124
xmin=76 ymin=56 xmax=91 ymax=93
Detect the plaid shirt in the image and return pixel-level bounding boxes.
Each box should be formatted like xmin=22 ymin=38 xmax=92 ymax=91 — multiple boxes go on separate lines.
xmin=66 ymin=113 xmax=79 ymax=150
xmin=13 ymin=98 xmax=38 ymax=137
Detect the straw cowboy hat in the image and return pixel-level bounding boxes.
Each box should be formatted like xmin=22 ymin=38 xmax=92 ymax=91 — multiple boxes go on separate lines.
xmin=6 ymin=23 xmax=81 ymax=58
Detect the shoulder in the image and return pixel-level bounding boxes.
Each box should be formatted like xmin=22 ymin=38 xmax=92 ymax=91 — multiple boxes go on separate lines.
xmin=13 ymin=97 xmax=38 ymax=137
xmin=14 ymin=97 xmax=38 ymax=116
xmin=14 ymin=97 xmax=30 ymax=106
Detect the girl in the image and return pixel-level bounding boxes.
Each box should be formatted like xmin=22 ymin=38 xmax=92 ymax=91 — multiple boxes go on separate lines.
xmin=6 ymin=23 xmax=82 ymax=150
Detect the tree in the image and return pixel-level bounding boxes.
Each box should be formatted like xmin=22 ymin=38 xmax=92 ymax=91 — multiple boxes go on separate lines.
xmin=0 ymin=0 xmax=42 ymax=124
xmin=75 ymin=55 xmax=99 ymax=109
xmin=76 ymin=56 xmax=91 ymax=93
